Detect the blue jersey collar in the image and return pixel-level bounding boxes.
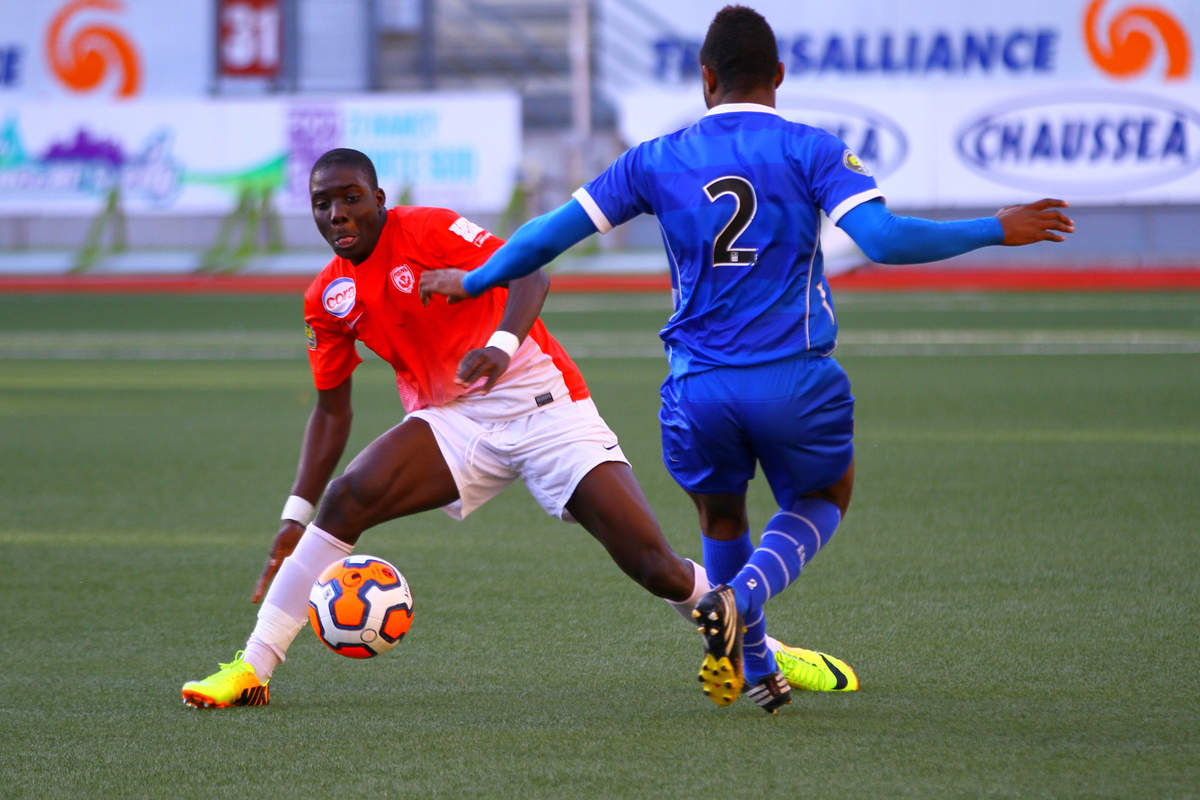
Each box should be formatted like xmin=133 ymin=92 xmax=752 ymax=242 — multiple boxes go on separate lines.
xmin=704 ymin=103 xmax=780 ymax=117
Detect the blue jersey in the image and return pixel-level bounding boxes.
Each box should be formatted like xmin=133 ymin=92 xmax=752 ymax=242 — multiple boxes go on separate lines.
xmin=575 ymin=103 xmax=882 ymax=376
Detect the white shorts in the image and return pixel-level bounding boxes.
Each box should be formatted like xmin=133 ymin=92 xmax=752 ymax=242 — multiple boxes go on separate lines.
xmin=407 ymin=397 xmax=629 ymax=521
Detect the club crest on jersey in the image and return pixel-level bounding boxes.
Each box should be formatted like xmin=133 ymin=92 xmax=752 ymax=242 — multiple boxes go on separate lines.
xmin=449 ymin=216 xmax=492 ymax=246
xmin=390 ymin=264 xmax=415 ymax=294
xmin=322 ymin=276 xmax=357 ymax=318
xmin=305 ymin=323 xmax=317 ymax=350
xmin=842 ymin=149 xmax=871 ymax=176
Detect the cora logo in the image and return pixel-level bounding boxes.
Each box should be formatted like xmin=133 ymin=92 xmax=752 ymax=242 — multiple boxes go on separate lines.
xmin=322 ymin=277 xmax=357 ymax=318
xmin=956 ymin=90 xmax=1200 ymax=194
xmin=46 ymin=0 xmax=142 ymax=98
xmin=1084 ymin=0 xmax=1191 ymax=80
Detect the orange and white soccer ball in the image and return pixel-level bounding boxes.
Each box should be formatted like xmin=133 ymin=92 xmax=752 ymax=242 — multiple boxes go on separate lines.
xmin=307 ymin=555 xmax=414 ymax=658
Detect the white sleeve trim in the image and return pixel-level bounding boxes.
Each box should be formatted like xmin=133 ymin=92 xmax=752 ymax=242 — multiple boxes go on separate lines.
xmin=827 ymin=188 xmax=885 ymax=224
xmin=571 ymin=187 xmax=614 ymax=234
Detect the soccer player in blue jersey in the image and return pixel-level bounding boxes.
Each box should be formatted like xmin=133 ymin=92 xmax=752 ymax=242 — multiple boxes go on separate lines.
xmin=420 ymin=5 xmax=1073 ymax=713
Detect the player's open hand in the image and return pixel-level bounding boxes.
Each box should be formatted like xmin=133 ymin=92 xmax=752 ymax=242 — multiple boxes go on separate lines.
xmin=419 ymin=269 xmax=470 ymax=305
xmin=996 ymin=198 xmax=1074 ymax=245
xmin=455 ymin=346 xmax=511 ymax=394
xmin=251 ymin=519 xmax=306 ymax=603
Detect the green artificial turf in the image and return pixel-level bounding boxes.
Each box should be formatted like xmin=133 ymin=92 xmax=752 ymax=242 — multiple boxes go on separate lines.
xmin=0 ymin=291 xmax=1196 ymax=798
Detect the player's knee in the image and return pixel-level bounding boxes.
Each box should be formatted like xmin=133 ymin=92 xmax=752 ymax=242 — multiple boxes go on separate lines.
xmin=805 ymin=461 xmax=854 ymax=516
xmin=321 ymin=471 xmax=380 ymax=529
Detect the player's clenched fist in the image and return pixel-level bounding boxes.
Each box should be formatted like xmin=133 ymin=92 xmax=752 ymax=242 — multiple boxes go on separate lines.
xmin=996 ymin=198 xmax=1075 ymax=245
xmin=419 ymin=268 xmax=470 ymax=305
xmin=455 ymin=347 xmax=511 ymax=394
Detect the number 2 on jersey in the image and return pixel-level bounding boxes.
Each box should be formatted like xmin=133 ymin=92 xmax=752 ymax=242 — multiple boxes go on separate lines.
xmin=703 ymin=176 xmax=758 ymax=267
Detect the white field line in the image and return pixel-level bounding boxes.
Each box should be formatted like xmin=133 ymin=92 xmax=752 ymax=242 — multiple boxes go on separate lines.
xmin=0 ymin=331 xmax=303 ymax=360
xmin=556 ymin=329 xmax=1200 ymax=358
xmin=1 ymin=329 xmax=1198 ymax=360
xmin=542 ymin=292 xmax=1200 ymax=314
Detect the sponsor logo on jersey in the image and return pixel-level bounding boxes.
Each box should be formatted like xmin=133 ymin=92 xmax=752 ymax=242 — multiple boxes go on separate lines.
xmin=449 ymin=216 xmax=492 ymax=246
xmin=390 ymin=264 xmax=415 ymax=293
xmin=842 ymin=149 xmax=872 ymax=175
xmin=322 ymin=276 xmax=357 ymax=318
xmin=956 ymin=89 xmax=1200 ymax=193
xmin=305 ymin=323 xmax=317 ymax=350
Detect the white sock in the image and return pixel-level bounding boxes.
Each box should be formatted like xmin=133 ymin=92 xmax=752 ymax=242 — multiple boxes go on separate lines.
xmin=667 ymin=559 xmax=710 ymax=623
xmin=243 ymin=603 xmax=306 ymax=681
xmin=243 ymin=524 xmax=353 ymax=679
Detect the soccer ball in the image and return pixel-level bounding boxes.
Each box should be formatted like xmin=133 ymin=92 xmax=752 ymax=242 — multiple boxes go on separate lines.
xmin=307 ymin=555 xmax=414 ymax=658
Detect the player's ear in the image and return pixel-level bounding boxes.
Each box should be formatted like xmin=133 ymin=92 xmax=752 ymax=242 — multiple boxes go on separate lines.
xmin=774 ymin=61 xmax=784 ymax=89
xmin=701 ymin=64 xmax=719 ymax=106
xmin=375 ymin=187 xmax=386 ymax=208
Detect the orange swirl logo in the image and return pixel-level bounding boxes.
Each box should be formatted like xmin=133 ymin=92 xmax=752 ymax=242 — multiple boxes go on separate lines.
xmin=46 ymin=0 xmax=141 ymax=97
xmin=1085 ymin=0 xmax=1191 ymax=79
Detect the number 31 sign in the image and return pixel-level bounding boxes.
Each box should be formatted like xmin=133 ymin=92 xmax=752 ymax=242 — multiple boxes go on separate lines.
xmin=218 ymin=0 xmax=281 ymax=78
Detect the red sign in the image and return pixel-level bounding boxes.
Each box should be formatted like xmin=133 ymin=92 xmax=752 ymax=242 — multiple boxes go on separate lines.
xmin=218 ymin=0 xmax=281 ymax=78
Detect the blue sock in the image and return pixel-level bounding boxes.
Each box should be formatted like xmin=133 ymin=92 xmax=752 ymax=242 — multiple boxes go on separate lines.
xmin=702 ymin=530 xmax=772 ymax=680
xmin=730 ymin=498 xmax=843 ymax=618
xmin=742 ymin=606 xmax=774 ymax=682
xmin=701 ymin=530 xmax=752 ymax=585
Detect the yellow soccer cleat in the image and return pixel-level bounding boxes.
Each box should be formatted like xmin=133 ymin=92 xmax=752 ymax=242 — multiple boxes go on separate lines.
xmin=692 ymin=585 xmax=745 ymax=706
xmin=773 ymin=643 xmax=859 ymax=692
xmin=181 ymin=651 xmax=269 ymax=708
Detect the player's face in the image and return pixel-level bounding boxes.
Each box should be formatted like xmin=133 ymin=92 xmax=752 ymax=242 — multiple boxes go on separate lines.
xmin=310 ymin=165 xmax=387 ymax=265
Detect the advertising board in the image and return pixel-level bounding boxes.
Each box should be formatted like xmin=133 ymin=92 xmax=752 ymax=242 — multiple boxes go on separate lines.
xmin=0 ymin=92 xmax=522 ymax=214
xmin=0 ymin=0 xmax=212 ymax=99
xmin=599 ymin=0 xmax=1200 ymax=205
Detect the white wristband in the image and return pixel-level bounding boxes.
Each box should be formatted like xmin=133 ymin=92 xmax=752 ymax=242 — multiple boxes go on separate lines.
xmin=281 ymin=495 xmax=315 ymax=526
xmin=485 ymin=330 xmax=520 ymax=358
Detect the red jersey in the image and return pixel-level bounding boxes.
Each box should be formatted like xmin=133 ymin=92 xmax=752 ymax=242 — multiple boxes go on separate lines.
xmin=304 ymin=206 xmax=588 ymax=419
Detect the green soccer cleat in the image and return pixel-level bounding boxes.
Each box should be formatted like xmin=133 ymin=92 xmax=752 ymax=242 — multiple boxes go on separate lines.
xmin=773 ymin=643 xmax=859 ymax=692
xmin=181 ymin=651 xmax=269 ymax=708
xmin=692 ymin=585 xmax=745 ymax=706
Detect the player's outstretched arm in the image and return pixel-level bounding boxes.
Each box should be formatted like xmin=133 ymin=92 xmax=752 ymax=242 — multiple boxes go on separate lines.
xmin=252 ymin=378 xmax=354 ymax=602
xmin=838 ymin=198 xmax=1073 ymax=265
xmin=996 ymin=198 xmax=1074 ymax=245
xmin=419 ymin=199 xmax=597 ymax=304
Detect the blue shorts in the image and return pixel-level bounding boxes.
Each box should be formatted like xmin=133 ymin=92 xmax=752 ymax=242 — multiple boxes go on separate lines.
xmin=659 ymin=355 xmax=854 ymax=509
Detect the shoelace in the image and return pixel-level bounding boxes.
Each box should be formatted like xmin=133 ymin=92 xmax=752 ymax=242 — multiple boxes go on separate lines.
xmin=211 ymin=650 xmax=249 ymax=676
xmin=778 ymin=651 xmax=826 ymax=688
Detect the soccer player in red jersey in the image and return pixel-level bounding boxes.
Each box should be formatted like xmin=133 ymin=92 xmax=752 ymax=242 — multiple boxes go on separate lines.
xmin=181 ymin=148 xmax=709 ymax=708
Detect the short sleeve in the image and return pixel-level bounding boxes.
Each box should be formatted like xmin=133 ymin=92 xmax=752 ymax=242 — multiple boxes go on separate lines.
xmin=424 ymin=207 xmax=504 ymax=270
xmin=574 ymin=144 xmax=652 ymax=234
xmin=303 ymin=288 xmax=361 ymax=390
xmin=804 ymin=132 xmax=884 ymax=224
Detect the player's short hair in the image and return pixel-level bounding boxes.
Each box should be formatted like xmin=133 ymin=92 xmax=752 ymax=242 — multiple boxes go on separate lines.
xmin=699 ymin=5 xmax=778 ymax=94
xmin=311 ymin=148 xmax=378 ymax=190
